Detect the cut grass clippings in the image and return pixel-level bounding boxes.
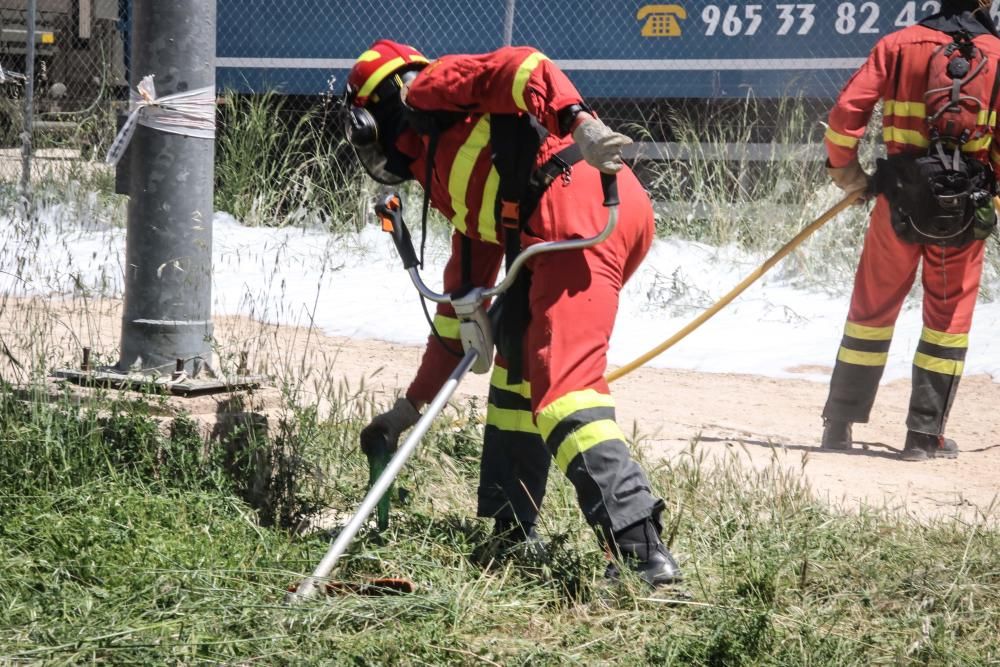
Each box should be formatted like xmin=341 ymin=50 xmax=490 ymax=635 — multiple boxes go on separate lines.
xmin=0 ymin=386 xmax=997 ymax=665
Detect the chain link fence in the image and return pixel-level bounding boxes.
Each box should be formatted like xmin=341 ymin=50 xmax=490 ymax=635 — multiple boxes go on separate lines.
xmin=1 ymin=0 xmax=125 ymax=197
xmin=5 ymin=1 xmax=1000 ymax=202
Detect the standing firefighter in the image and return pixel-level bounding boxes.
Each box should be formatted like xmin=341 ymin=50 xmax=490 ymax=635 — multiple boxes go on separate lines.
xmin=821 ymin=0 xmax=1000 ymax=461
xmin=344 ymin=40 xmax=681 ymax=585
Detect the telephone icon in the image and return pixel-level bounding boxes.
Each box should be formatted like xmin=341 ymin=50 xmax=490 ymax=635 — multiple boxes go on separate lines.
xmin=636 ymin=4 xmax=688 ymax=37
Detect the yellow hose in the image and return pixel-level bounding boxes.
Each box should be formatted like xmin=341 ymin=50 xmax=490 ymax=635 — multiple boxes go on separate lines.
xmin=606 ymin=189 xmax=865 ymax=384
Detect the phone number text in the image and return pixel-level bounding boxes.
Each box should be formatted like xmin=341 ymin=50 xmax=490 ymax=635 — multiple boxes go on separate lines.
xmin=700 ymin=2 xmax=1000 ymax=37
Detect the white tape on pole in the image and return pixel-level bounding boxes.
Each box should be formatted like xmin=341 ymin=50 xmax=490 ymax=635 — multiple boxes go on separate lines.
xmin=106 ymin=75 xmax=217 ymax=166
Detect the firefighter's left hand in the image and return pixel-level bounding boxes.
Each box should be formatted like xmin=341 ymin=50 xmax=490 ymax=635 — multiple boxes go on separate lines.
xmin=573 ymin=115 xmax=632 ymax=174
xmin=360 ymin=398 xmax=421 ymax=456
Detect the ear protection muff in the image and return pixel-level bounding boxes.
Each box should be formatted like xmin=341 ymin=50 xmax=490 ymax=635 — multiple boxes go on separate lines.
xmin=343 ymin=69 xmax=418 ymax=149
xmin=346 ymin=107 xmax=378 ymax=147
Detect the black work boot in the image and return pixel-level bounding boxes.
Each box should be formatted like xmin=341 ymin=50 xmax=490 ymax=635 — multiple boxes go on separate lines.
xmin=474 ymin=518 xmax=548 ymax=565
xmin=821 ymin=419 xmax=853 ymax=450
xmin=900 ymin=431 xmax=959 ymax=462
xmin=603 ymin=518 xmax=683 ymax=587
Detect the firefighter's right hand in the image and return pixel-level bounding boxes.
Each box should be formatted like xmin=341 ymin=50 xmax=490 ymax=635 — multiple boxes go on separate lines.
xmin=827 ymin=159 xmax=871 ymax=196
xmin=573 ymin=116 xmax=632 ymax=174
xmin=360 ymin=397 xmax=421 ymax=455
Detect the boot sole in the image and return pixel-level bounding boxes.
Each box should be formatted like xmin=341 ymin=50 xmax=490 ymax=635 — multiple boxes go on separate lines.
xmin=900 ymin=450 xmax=959 ymax=462
xmin=641 ymin=572 xmax=685 ymax=587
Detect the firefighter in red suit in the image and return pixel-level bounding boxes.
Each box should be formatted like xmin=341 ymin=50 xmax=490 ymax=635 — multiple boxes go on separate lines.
xmin=344 ymin=40 xmax=681 ymax=585
xmin=821 ymin=0 xmax=1000 ymax=461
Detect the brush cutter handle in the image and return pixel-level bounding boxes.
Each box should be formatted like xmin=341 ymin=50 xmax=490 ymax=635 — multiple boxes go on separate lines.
xmin=375 ymin=194 xmax=420 ymax=270
xmin=384 ymin=174 xmax=620 ymax=304
xmin=483 ymin=174 xmax=619 ymax=300
xmin=602 ymin=172 xmax=619 ymax=207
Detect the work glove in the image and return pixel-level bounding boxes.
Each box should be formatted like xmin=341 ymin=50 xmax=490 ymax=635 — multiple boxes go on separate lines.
xmin=360 ymin=397 xmax=421 ymax=455
xmin=973 ymin=196 xmax=998 ymax=240
xmin=573 ymin=116 xmax=632 ymax=174
xmin=827 ymin=158 xmax=871 ymax=196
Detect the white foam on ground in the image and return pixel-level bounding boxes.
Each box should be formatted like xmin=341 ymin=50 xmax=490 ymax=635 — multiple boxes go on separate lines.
xmin=3 ymin=206 xmax=998 ymax=384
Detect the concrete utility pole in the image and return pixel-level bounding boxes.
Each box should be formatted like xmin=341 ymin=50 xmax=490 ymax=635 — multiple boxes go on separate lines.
xmin=119 ymin=0 xmax=216 ymax=375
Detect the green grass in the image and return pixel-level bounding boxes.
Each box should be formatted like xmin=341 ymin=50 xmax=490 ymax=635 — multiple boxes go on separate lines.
xmin=0 ymin=385 xmax=997 ymax=665
xmin=214 ymin=91 xmax=370 ymax=231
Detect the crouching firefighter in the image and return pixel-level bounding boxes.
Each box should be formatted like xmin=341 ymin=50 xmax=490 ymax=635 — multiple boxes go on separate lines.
xmin=821 ymin=0 xmax=1000 ymax=461
xmin=343 ymin=40 xmax=681 ymax=585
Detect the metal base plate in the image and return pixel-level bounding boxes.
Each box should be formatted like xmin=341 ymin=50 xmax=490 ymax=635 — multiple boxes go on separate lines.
xmin=52 ymin=367 xmax=265 ymax=397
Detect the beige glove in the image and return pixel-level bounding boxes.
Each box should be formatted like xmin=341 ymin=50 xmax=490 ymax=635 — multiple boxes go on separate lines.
xmin=827 ymin=158 xmax=870 ymax=194
xmin=572 ymin=116 xmax=632 ymax=174
xmin=360 ymin=397 xmax=421 ymax=453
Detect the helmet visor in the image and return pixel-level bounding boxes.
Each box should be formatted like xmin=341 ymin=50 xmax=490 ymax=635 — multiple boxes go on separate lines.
xmin=350 ymin=140 xmax=409 ymax=186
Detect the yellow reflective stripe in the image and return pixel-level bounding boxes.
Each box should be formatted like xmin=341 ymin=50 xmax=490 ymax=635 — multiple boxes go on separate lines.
xmin=963 ymin=135 xmax=992 ymax=152
xmin=883 ymin=128 xmax=989 ymax=152
xmin=883 ymin=102 xmax=994 ymax=132
xmin=490 ymin=365 xmax=531 ymax=399
xmin=513 ymin=52 xmax=550 ymax=111
xmin=356 ymin=50 xmax=382 ymax=63
xmin=844 ymin=322 xmax=894 ymax=341
xmin=884 ymin=100 xmax=925 ymax=118
xmin=883 ymin=126 xmax=930 ymax=148
xmin=357 ymin=56 xmax=406 ymax=99
xmin=837 ymin=347 xmax=889 ymax=367
xmin=921 ymin=328 xmax=968 ymax=349
xmin=536 ymin=389 xmax=616 ymax=442
xmin=554 ymin=420 xmax=624 ymax=473
xmin=448 ymin=115 xmax=492 ymax=234
xmin=914 ymin=352 xmax=964 ymax=376
xmin=433 ymin=314 xmax=460 ymax=340
xmin=825 ymin=127 xmax=859 ymax=149
xmin=478 ymin=166 xmax=500 ymax=244
xmin=486 ymin=406 xmax=539 ymax=434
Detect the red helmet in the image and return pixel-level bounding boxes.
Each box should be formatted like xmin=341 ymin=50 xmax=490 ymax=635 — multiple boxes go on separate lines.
xmin=346 ymin=39 xmax=428 ymax=108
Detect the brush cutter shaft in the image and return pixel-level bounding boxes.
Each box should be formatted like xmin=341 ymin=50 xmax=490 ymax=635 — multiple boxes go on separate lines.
xmin=287 ymin=347 xmax=480 ymax=603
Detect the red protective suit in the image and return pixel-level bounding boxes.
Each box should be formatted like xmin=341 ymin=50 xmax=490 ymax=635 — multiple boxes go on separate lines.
xmin=382 ymin=47 xmax=662 ymax=533
xmin=823 ymin=22 xmax=1000 ymax=435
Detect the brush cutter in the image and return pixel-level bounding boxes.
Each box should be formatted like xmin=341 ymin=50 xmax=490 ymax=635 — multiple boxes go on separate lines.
xmin=286 ymin=173 xmax=620 ymax=603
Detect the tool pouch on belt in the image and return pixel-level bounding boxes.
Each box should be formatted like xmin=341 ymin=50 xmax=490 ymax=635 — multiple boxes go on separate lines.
xmin=875 ymin=150 xmax=996 ymax=246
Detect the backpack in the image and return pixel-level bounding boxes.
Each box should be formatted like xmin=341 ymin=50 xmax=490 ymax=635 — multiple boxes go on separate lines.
xmin=877 ymin=31 xmax=999 ymax=246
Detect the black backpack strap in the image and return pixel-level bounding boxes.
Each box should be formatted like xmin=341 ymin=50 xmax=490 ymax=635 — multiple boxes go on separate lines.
xmin=489 ymin=114 xmax=544 ymax=384
xmin=522 ymin=144 xmax=583 ymax=218
xmin=489 ymin=116 xmax=585 ymax=385
xmin=490 ymin=114 xmax=546 ymax=268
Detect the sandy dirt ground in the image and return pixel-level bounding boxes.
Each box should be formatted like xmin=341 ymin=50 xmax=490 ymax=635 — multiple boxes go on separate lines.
xmin=2 ymin=295 xmax=998 ymax=524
